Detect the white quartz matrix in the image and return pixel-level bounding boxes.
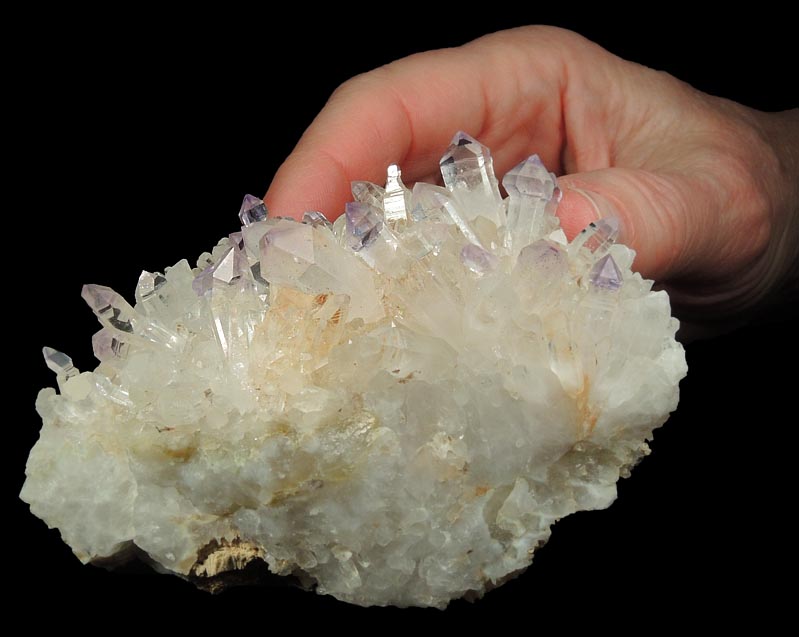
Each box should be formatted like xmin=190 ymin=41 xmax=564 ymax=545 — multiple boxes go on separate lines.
xmin=22 ymin=133 xmax=686 ymax=608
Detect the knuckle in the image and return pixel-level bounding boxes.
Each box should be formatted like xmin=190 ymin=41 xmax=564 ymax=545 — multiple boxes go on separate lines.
xmin=330 ymin=70 xmax=385 ymax=103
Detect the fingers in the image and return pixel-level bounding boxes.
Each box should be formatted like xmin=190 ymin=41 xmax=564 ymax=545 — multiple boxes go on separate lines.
xmin=265 ymin=27 xmax=571 ymax=220
xmin=557 ymin=168 xmax=696 ymax=282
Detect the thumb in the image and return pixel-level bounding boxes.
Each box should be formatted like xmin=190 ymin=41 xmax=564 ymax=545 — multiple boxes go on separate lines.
xmin=556 ymin=168 xmax=695 ymax=282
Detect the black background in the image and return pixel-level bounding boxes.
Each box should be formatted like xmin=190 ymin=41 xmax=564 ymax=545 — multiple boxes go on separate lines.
xmin=10 ymin=7 xmax=797 ymax=629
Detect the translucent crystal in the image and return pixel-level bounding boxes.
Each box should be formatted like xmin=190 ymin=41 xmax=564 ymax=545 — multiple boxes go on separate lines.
xmin=383 ymin=164 xmax=411 ymax=223
xmin=248 ymin=262 xmax=270 ymax=304
xmin=302 ymin=210 xmax=333 ymax=229
xmin=345 ymin=201 xmax=383 ymax=251
xmin=212 ymin=246 xmax=243 ymax=284
xmin=439 ymin=131 xmax=503 ymax=225
xmin=262 ymin=222 xmax=315 ymax=272
xmin=571 ymin=218 xmax=620 ymax=258
xmin=589 ymin=254 xmax=623 ymax=291
xmin=91 ymin=328 xmax=129 ymax=362
xmin=193 ymin=243 xmax=250 ymax=296
xmin=241 ymin=218 xmax=280 ymax=262
xmin=229 ymin=230 xmax=244 ymax=250
xmin=238 ymin=194 xmax=268 ymax=227
xmin=411 ymin=182 xmax=482 ymax=247
xmin=135 ymin=271 xmax=166 ymax=302
xmin=517 ymin=239 xmax=566 ymax=272
xmin=23 ymin=135 xmax=685 ymax=611
xmin=351 ymin=181 xmax=385 ymax=209
xmin=135 ymin=270 xmax=168 ymax=315
xmin=460 ymin=244 xmax=499 ymax=275
xmin=260 ymin=219 xmax=384 ymax=323
xmin=42 ymin=347 xmax=78 ymax=378
xmin=82 ymin=283 xmax=182 ymax=350
xmin=503 ymin=155 xmax=555 ymax=200
xmin=81 ymin=284 xmax=137 ymax=333
xmin=191 ymin=265 xmax=214 ymax=296
xmin=503 ymin=155 xmax=559 ymax=254
xmin=440 ymin=131 xmax=500 ymax=196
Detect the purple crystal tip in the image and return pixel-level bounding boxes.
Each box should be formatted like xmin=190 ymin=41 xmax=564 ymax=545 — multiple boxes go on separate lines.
xmin=589 ymin=254 xmax=623 ymax=291
xmin=460 ymin=244 xmax=499 ymax=275
xmin=238 ymin=194 xmax=268 ymax=227
xmin=345 ymin=202 xmax=383 ymax=251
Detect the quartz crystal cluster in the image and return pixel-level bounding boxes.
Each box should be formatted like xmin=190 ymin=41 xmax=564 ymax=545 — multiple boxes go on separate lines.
xmin=22 ymin=133 xmax=686 ymax=608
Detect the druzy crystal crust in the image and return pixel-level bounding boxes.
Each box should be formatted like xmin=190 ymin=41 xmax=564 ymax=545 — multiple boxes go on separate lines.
xmin=21 ymin=133 xmax=686 ymax=608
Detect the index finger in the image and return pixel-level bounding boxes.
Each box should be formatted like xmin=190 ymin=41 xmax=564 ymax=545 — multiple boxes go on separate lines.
xmin=264 ymin=27 xmax=569 ymax=219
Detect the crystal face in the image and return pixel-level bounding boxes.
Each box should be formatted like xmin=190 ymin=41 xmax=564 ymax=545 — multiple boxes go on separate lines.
xmin=345 ymin=201 xmax=383 ymax=250
xmin=383 ymin=164 xmax=411 ymax=223
xmin=589 ymin=254 xmax=624 ymax=291
xmin=439 ymin=131 xmax=503 ymax=226
xmin=238 ymin=194 xmax=268 ymax=226
xmin=22 ymin=133 xmax=686 ymax=609
xmin=503 ymin=155 xmax=561 ymax=255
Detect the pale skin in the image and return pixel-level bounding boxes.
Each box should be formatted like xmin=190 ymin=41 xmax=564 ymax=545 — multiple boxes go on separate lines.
xmin=265 ymin=27 xmax=798 ymax=337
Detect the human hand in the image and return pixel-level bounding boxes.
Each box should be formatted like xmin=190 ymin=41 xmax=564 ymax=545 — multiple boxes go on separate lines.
xmin=265 ymin=26 xmax=798 ymax=336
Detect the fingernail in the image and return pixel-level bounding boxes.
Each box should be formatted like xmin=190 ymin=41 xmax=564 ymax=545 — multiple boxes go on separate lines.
xmin=557 ymin=186 xmax=624 ymax=242
xmin=566 ymin=187 xmax=617 ymax=221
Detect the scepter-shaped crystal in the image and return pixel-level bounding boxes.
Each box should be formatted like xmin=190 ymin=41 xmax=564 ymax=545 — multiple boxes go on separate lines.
xmin=383 ymin=164 xmax=411 ymax=224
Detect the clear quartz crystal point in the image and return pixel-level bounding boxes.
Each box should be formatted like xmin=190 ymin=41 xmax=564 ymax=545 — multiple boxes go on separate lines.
xmin=194 ymin=241 xmax=266 ymax=361
xmin=238 ymin=194 xmax=268 ymax=227
xmin=570 ymin=218 xmax=620 ymax=258
xmin=303 ymin=211 xmax=333 ymax=229
xmin=439 ymin=131 xmax=503 ymax=225
xmin=589 ymin=254 xmax=623 ymax=291
xmin=410 ymin=182 xmax=482 ymax=248
xmin=502 ymin=155 xmax=559 ymax=253
xmin=261 ymin=222 xmax=315 ymax=274
xmin=82 ymin=284 xmax=182 ymax=350
xmin=92 ymin=328 xmax=129 ymax=362
xmin=351 ymin=181 xmax=385 ymax=209
xmin=135 ymin=270 xmax=168 ymax=316
xmin=213 ymin=247 xmax=242 ymax=284
xmin=42 ymin=347 xmax=78 ymax=378
xmin=229 ymin=230 xmax=244 ymax=250
xmin=192 ymin=244 xmax=249 ymax=296
xmin=248 ymin=262 xmax=270 ymax=304
xmin=81 ymin=284 xmax=137 ymax=333
xmin=460 ymin=243 xmax=499 ymax=275
xmin=383 ymin=164 xmax=411 ymax=224
xmin=191 ymin=265 xmax=214 ymax=296
xmin=345 ymin=202 xmax=383 ymax=251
